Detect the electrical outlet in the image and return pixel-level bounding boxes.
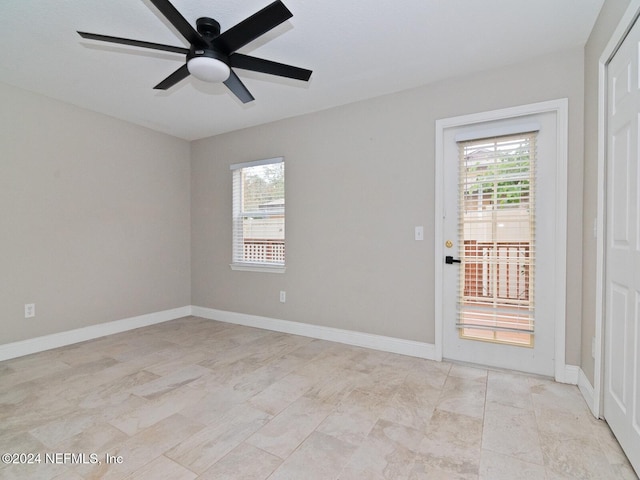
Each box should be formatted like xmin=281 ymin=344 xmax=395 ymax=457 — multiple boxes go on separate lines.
xmin=279 ymin=291 xmax=286 ymax=303
xmin=24 ymin=303 xmax=35 ymax=318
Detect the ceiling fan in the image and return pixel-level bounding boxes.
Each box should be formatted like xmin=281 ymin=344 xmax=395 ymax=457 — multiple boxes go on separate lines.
xmin=77 ymin=0 xmax=312 ymax=103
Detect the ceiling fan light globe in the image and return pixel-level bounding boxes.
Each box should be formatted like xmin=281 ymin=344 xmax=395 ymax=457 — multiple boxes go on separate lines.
xmin=187 ymin=57 xmax=230 ymax=83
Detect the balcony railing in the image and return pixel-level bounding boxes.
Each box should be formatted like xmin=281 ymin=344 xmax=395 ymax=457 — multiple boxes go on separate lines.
xmin=243 ymin=239 xmax=285 ymax=264
xmin=463 ymin=241 xmax=530 ymax=302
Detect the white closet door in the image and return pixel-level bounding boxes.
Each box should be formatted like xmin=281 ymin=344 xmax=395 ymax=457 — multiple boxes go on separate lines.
xmin=604 ymin=15 xmax=640 ymax=476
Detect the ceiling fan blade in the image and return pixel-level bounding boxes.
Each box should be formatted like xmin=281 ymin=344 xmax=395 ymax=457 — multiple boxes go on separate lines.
xmin=224 ymin=70 xmax=255 ymax=103
xmin=154 ymin=64 xmax=190 ymax=90
xmin=214 ymin=0 xmax=292 ymax=54
xmin=78 ymin=32 xmax=189 ymax=55
xmin=229 ymin=53 xmax=312 ymax=81
xmin=149 ymin=0 xmax=204 ymax=46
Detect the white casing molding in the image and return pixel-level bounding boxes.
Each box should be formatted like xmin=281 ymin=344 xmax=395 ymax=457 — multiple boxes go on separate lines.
xmin=435 ymin=98 xmax=569 ymax=382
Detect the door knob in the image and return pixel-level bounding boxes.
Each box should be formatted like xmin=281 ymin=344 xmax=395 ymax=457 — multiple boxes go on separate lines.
xmin=445 ymin=256 xmax=461 ymax=264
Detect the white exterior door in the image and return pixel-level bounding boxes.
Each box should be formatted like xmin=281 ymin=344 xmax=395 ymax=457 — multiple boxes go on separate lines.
xmin=439 ymin=109 xmax=562 ymax=377
xmin=604 ymin=15 xmax=640 ymax=474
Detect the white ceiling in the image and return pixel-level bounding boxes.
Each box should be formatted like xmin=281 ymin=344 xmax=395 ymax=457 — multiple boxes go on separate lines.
xmin=1 ymin=0 xmax=603 ymax=141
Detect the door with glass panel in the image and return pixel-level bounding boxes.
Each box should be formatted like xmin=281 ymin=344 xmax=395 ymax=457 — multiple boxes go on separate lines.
xmin=442 ymin=113 xmax=557 ymax=376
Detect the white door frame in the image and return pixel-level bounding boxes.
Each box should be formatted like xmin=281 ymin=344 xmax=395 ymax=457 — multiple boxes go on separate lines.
xmin=594 ymin=0 xmax=640 ymax=418
xmin=434 ymin=99 xmax=569 ymax=382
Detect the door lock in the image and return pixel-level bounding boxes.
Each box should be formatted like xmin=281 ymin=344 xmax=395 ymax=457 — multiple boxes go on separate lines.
xmin=445 ymin=256 xmax=461 ymax=264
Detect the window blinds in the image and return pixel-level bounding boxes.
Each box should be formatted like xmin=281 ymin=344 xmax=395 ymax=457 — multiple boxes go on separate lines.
xmin=456 ymin=133 xmax=536 ymax=345
xmin=231 ymin=158 xmax=285 ymax=266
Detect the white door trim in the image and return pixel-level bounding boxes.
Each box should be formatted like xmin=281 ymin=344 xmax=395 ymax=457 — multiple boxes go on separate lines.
xmin=594 ymin=0 xmax=640 ymax=419
xmin=434 ymin=99 xmax=569 ymax=381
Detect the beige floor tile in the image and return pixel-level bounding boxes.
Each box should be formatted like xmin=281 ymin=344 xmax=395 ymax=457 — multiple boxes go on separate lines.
xmin=130 ymin=364 xmax=211 ymax=400
xmin=0 ymin=318 xmax=635 ymax=480
xmin=303 ymin=367 xmax=368 ymax=405
xmin=165 ymin=403 xmax=272 ymax=474
xmin=198 ymin=442 xmax=282 ymax=480
xmin=409 ymin=462 xmax=473 ymax=479
xmin=436 ymin=375 xmax=487 ymax=419
xmin=54 ymin=422 xmax=129 ymax=454
xmin=534 ymin=403 xmax=601 ymax=441
xmin=357 ymin=363 xmax=410 ymax=399
xmin=0 ymin=431 xmax=47 ymax=456
xmin=612 ymin=462 xmax=640 ymax=480
xmin=403 ymin=360 xmax=451 ymax=390
xmin=248 ymin=372 xmax=316 ymax=415
xmin=340 ymin=419 xmax=424 ymax=480
xmin=479 ymin=450 xmax=546 ymax=480
xmin=246 ymin=396 xmax=334 ymax=459
xmin=269 ymin=431 xmax=357 ymax=480
xmin=108 ymin=384 xmax=207 ymax=436
xmin=0 ymin=433 xmax=72 ymax=480
xmin=0 ymin=461 xmax=77 ymax=480
xmin=485 ymin=370 xmax=534 ymax=409
xmin=77 ymin=370 xmax=160 ymax=409
xmin=124 ymin=455 xmax=197 ymax=480
xmin=540 ymin=430 xmax=622 ymax=480
xmin=29 ymin=411 xmax=108 ymax=450
xmin=482 ymin=401 xmax=544 ymax=465
xmin=51 ymin=471 xmax=85 ymax=480
xmin=316 ymin=388 xmax=386 ymax=447
xmin=379 ymin=377 xmax=440 ymax=432
xmin=226 ymin=364 xmax=292 ymax=397
xmin=449 ymin=364 xmax=488 ymax=380
xmin=341 ymin=345 xmax=391 ymax=374
xmin=74 ymin=413 xmax=205 ymax=480
xmin=142 ymin=349 xmax=213 ymax=377
xmin=593 ymin=418 xmax=636 ymax=467
xmin=179 ymin=385 xmax=255 ymax=425
xmin=530 ymin=377 xmax=592 ymax=416
xmin=108 ymin=339 xmax=179 ymax=364
xmin=0 ymin=355 xmax=72 ymax=389
xmin=412 ymin=409 xmax=483 ymax=479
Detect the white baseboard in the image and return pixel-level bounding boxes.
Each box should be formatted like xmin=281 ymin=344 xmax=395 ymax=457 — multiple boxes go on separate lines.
xmin=556 ymin=364 xmax=580 ymax=385
xmin=191 ymin=306 xmax=438 ymax=360
xmin=578 ymin=368 xmax=599 ymax=418
xmin=1 ymin=304 xmax=583 ymax=397
xmin=0 ymin=306 xmax=192 ymax=362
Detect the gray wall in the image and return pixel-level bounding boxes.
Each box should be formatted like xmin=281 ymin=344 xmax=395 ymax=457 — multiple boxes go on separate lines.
xmin=0 ymin=82 xmax=191 ymax=344
xmin=0 ymin=41 xmax=589 ymax=368
xmin=581 ymin=0 xmax=632 ymax=384
xmin=191 ymin=48 xmax=585 ymax=364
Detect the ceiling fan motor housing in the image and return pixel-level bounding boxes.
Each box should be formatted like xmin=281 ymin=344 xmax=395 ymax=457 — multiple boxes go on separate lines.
xmin=196 ymin=17 xmax=221 ymax=40
xmin=188 ymin=17 xmax=229 ymax=67
xmin=187 ymin=46 xmax=228 ymax=64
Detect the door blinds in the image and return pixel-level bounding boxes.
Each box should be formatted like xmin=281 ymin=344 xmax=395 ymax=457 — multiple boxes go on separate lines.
xmin=456 ymin=132 xmax=537 ymax=346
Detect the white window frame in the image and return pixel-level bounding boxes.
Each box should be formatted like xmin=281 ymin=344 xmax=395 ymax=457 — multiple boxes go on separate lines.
xmin=230 ymin=157 xmax=286 ymax=273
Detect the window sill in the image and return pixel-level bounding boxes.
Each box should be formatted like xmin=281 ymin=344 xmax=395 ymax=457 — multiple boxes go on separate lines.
xmin=229 ymin=263 xmax=286 ymax=274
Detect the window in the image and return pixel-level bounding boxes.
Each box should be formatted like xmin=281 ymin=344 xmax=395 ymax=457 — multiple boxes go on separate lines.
xmin=457 ymin=133 xmax=536 ymax=346
xmin=230 ymin=157 xmax=285 ymax=272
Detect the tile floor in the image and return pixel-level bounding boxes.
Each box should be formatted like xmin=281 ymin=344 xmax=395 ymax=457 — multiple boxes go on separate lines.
xmin=0 ymin=316 xmax=636 ymax=479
